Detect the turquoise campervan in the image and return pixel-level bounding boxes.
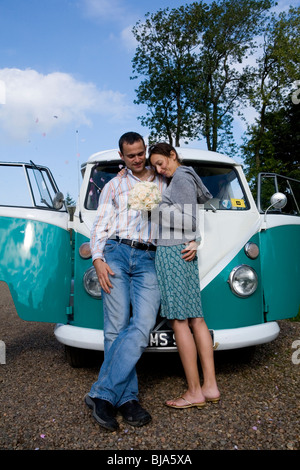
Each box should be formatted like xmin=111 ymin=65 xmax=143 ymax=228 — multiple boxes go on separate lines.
xmin=0 ymin=149 xmax=299 ymax=366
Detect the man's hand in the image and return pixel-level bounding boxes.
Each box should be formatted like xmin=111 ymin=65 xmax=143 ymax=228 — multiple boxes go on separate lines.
xmin=117 ymin=167 xmax=126 ymax=178
xmin=93 ymin=258 xmax=115 ymax=294
xmin=181 ymin=240 xmax=199 ymax=262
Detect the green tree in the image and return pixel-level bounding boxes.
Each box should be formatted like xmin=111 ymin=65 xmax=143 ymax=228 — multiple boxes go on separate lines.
xmin=131 ymin=0 xmax=272 ymax=151
xmin=132 ymin=4 xmax=206 ymax=146
xmin=191 ymin=0 xmax=272 ymax=153
xmin=242 ymin=98 xmax=300 ymax=187
xmin=241 ymin=6 xmax=300 ymax=177
xmin=65 ymin=192 xmax=76 ymax=206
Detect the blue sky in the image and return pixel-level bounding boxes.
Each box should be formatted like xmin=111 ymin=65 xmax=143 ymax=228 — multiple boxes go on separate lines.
xmin=0 ymin=0 xmax=297 ymax=199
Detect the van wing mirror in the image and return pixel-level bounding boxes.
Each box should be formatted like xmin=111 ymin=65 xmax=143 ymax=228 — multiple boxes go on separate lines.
xmin=53 ymin=191 xmax=65 ymax=210
xmin=262 ymin=192 xmax=287 ymax=228
xmin=269 ymin=192 xmax=287 ymax=210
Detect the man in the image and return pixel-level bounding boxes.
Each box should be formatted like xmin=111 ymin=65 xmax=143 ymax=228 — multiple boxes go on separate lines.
xmin=85 ymin=132 xmax=166 ymax=431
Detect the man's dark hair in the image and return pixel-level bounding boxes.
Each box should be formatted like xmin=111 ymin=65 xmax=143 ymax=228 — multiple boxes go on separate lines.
xmin=119 ymin=132 xmax=145 ymax=154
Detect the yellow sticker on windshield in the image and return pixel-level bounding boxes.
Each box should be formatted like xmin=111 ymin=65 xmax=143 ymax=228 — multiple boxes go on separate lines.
xmin=231 ymin=198 xmax=246 ymax=208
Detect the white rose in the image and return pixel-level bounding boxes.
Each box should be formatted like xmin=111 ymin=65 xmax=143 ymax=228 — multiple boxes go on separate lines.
xmin=128 ymin=181 xmax=162 ymax=211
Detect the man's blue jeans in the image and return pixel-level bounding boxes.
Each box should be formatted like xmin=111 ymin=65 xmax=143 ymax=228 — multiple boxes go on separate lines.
xmin=89 ymin=240 xmax=160 ymax=407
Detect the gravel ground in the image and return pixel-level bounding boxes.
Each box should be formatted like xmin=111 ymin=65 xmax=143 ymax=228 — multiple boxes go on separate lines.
xmin=0 ymin=281 xmax=299 ymax=453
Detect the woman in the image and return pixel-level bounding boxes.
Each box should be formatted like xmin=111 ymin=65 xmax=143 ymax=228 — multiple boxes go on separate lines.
xmin=149 ymin=142 xmax=220 ymax=409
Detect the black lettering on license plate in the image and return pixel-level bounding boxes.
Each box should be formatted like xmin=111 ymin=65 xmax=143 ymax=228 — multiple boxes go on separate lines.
xmin=149 ymin=330 xmax=214 ymax=347
xmin=149 ymin=331 xmax=176 ymax=347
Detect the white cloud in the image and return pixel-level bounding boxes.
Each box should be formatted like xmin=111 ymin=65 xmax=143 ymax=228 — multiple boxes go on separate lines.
xmin=0 ymin=68 xmax=132 ymax=140
xmin=82 ymin=0 xmax=138 ymax=50
xmin=121 ymin=25 xmax=138 ymax=51
xmin=82 ymin=0 xmax=129 ymax=22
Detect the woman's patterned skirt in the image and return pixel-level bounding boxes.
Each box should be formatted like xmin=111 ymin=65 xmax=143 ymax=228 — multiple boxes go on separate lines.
xmin=155 ymin=244 xmax=204 ymax=320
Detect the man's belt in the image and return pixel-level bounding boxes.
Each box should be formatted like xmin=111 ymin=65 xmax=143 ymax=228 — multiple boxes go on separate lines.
xmin=113 ymin=236 xmax=156 ymax=251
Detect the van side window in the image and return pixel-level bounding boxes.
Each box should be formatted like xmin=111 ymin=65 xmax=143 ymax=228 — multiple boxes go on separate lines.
xmin=258 ymin=173 xmax=300 ymax=215
xmin=0 ymin=165 xmax=33 ymax=207
xmin=0 ymin=163 xmax=62 ymax=209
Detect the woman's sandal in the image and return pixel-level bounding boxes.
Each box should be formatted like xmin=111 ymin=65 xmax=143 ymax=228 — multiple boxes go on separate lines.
xmin=205 ymin=397 xmax=220 ymax=404
xmin=165 ymin=396 xmax=206 ymax=409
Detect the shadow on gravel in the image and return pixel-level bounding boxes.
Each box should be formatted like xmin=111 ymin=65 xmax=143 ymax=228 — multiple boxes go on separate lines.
xmin=60 ymin=340 xmax=274 ymax=376
xmin=137 ymin=343 xmax=268 ymax=379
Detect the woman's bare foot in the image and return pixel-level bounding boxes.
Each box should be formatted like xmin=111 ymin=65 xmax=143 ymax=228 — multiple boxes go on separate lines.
xmin=201 ymin=385 xmax=220 ymax=402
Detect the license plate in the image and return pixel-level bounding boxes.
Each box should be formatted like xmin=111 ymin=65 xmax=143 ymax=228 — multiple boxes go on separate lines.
xmin=148 ymin=329 xmax=214 ymax=348
xmin=149 ymin=331 xmax=176 ymax=348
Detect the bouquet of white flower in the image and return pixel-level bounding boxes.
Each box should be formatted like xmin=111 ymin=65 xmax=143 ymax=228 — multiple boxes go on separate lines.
xmin=128 ymin=181 xmax=162 ymax=211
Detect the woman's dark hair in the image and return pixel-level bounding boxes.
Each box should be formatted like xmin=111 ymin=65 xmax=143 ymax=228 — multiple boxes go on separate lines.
xmin=148 ymin=142 xmax=180 ymax=163
xmin=119 ymin=132 xmax=145 ymax=154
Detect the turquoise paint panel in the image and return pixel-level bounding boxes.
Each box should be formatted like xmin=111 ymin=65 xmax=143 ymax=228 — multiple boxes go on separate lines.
xmin=259 ymin=224 xmax=300 ymax=320
xmin=71 ymin=233 xmax=266 ymax=332
xmin=0 ymin=217 xmax=72 ymax=323
xmin=71 ymin=232 xmax=103 ymax=329
xmin=201 ymin=234 xmax=264 ymax=330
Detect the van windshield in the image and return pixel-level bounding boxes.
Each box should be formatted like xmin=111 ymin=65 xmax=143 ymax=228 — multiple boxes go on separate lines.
xmin=85 ymin=162 xmax=124 ymax=210
xmin=85 ymin=161 xmax=249 ymax=211
xmin=187 ymin=162 xmax=249 ymax=211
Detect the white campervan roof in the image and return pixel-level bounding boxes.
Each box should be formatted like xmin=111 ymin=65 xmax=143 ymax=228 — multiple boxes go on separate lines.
xmin=86 ymin=147 xmax=240 ymax=166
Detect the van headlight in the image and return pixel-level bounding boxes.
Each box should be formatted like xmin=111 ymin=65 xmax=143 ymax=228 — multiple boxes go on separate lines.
xmin=228 ymin=265 xmax=258 ymax=298
xmin=83 ymin=266 xmax=102 ymax=298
